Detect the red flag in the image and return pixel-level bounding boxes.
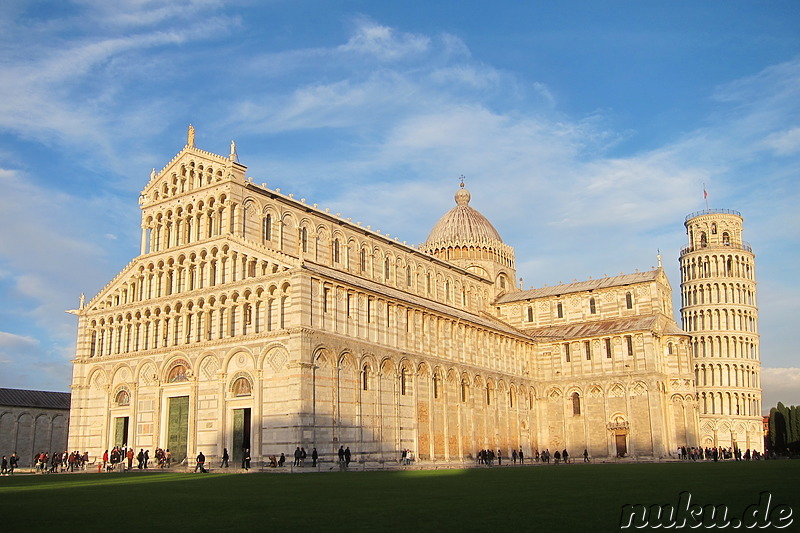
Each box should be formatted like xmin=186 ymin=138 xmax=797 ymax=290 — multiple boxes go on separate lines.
xmin=703 ymin=188 xmax=708 ymax=199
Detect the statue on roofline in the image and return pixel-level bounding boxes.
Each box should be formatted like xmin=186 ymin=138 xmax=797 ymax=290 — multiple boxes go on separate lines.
xmin=188 ymin=124 xmax=195 ymax=147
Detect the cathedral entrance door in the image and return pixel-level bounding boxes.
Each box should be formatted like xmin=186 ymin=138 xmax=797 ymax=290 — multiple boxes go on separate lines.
xmin=232 ymin=408 xmax=251 ymax=466
xmin=114 ymin=416 xmax=129 ymax=448
xmin=615 ymin=434 xmax=627 ymax=457
xmin=167 ymin=396 xmax=189 ymax=464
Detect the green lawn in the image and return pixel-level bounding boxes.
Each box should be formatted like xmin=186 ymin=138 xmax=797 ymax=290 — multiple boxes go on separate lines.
xmin=1 ymin=461 xmax=797 ymax=532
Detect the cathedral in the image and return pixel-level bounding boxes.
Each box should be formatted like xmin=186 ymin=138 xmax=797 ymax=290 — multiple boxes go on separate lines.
xmin=66 ymin=130 xmax=763 ymax=466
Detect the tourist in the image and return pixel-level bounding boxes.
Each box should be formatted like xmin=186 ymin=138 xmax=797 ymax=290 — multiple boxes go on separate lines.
xmin=311 ymin=448 xmax=318 ymax=467
xmin=195 ymin=451 xmax=207 ymax=473
xmin=294 ymin=447 xmax=301 ymax=467
xmin=338 ymin=446 xmax=345 ymax=470
xmin=583 ymin=449 xmax=589 ymax=463
xmin=344 ymin=447 xmax=351 ymax=469
xmin=497 ymin=449 xmax=502 ymax=466
xmin=137 ymin=449 xmax=145 ymax=469
xmin=221 ymin=448 xmax=229 ymax=468
xmin=9 ymin=453 xmax=18 ymax=475
xmin=519 ymin=449 xmax=524 ymax=464
xmin=278 ymin=452 xmax=286 ymax=467
xmin=512 ymin=449 xmax=517 ymax=464
xmin=1 ymin=456 xmax=7 ymax=476
xmin=300 ymin=447 xmax=307 ymax=466
xmin=562 ymin=449 xmax=569 ymax=464
xmin=144 ymin=449 xmax=149 ymax=469
xmin=554 ymin=450 xmax=561 ymax=464
xmin=243 ymin=448 xmax=251 ymax=470
xmin=165 ymin=449 xmax=172 ymax=467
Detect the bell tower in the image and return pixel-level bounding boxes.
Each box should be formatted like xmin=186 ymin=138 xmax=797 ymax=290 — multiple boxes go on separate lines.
xmin=679 ymin=209 xmax=762 ymax=452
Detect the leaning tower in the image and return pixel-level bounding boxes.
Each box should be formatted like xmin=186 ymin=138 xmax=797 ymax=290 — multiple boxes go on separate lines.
xmin=680 ymin=209 xmax=762 ymax=452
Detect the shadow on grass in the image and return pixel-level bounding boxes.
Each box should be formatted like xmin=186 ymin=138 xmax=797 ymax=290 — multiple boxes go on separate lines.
xmin=1 ymin=462 xmax=798 ymax=532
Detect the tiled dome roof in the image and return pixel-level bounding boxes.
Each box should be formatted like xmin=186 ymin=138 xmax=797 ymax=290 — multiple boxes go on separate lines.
xmin=425 ymin=185 xmax=503 ymax=246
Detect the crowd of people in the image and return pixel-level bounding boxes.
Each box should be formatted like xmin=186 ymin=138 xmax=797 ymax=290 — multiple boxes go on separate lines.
xmin=677 ymin=446 xmax=762 ymax=461
xmin=0 ymin=451 xmax=90 ymax=474
xmin=100 ymin=446 xmax=175 ymax=471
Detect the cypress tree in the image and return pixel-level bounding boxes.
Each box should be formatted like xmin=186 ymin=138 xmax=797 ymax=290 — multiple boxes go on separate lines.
xmin=769 ymin=407 xmax=777 ymax=451
xmin=791 ymin=406 xmax=800 ymax=453
xmin=776 ymin=402 xmax=788 ymax=452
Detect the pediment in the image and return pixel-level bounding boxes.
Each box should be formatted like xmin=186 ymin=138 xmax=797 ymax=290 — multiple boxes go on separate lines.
xmin=140 ymin=147 xmax=246 ymax=205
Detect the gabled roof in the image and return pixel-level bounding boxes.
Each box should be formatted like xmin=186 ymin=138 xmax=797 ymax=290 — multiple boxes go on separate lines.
xmin=0 ymin=388 xmax=71 ymax=410
xmin=497 ymin=270 xmax=661 ymax=304
xmin=520 ymin=314 xmax=687 ymax=341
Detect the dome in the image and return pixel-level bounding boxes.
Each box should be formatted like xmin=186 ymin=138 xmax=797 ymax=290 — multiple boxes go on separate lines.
xmin=425 ymin=185 xmax=503 ymax=246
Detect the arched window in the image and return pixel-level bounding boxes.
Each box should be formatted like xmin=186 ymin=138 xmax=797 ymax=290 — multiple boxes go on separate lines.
xmin=557 ymin=302 xmax=563 ymax=318
xmin=362 ymin=365 xmax=369 ymax=391
xmin=406 ymin=266 xmax=412 ymax=286
xmin=571 ymin=392 xmax=581 ymax=415
xmin=527 ymin=306 xmax=533 ymax=322
xmin=461 ymin=380 xmax=468 ymax=403
xmin=115 ymin=389 xmax=130 ymax=406
xmin=400 ymin=367 xmax=408 ymax=395
xmin=625 ymin=292 xmax=633 ymax=309
xmin=700 ymin=232 xmax=707 ymax=248
xmin=722 ymin=232 xmax=730 ymax=246
xmin=384 ymin=258 xmax=390 ymax=280
xmin=262 ymin=215 xmax=272 ymax=242
xmin=360 ymin=249 xmax=366 ymax=271
xmin=232 ymin=377 xmax=252 ymax=397
xmin=433 ymin=374 xmax=440 ymax=399
xmin=168 ymin=364 xmax=188 ymax=383
xmin=589 ymin=297 xmax=596 ymax=314
xmin=711 ymin=223 xmax=717 ymax=235
xmin=332 ymin=239 xmax=340 ymax=263
xmin=300 ymin=227 xmax=308 ymax=252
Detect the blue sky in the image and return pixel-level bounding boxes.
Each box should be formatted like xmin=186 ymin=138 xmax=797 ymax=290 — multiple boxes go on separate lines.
xmin=0 ymin=1 xmax=798 ymax=410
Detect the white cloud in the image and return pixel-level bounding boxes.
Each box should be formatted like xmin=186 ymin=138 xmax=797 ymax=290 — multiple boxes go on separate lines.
xmin=760 ymin=368 xmax=800 ymax=412
xmin=338 ymin=18 xmax=430 ymax=61
xmin=0 ymin=331 xmax=39 ymax=349
xmin=762 ymin=127 xmax=800 ymax=156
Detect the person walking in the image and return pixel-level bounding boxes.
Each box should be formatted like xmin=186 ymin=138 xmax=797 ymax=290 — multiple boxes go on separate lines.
xmin=338 ymin=446 xmax=345 ymax=471
xmin=562 ymin=449 xmax=569 ymax=464
xmin=583 ymin=449 xmax=590 ymax=463
xmin=519 ymin=449 xmax=524 ymax=464
xmin=242 ymin=448 xmax=250 ymax=470
xmin=221 ymin=448 xmax=229 ymax=468
xmin=344 ymin=447 xmax=351 ymax=469
xmin=1 ymin=456 xmax=7 ymax=476
xmin=311 ymin=448 xmax=318 ymax=467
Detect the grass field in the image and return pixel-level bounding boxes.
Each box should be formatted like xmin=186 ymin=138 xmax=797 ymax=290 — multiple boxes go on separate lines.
xmin=1 ymin=461 xmax=797 ymax=532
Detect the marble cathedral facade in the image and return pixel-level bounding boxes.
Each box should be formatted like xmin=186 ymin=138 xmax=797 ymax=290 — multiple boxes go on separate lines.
xmin=66 ymin=131 xmax=760 ymax=466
